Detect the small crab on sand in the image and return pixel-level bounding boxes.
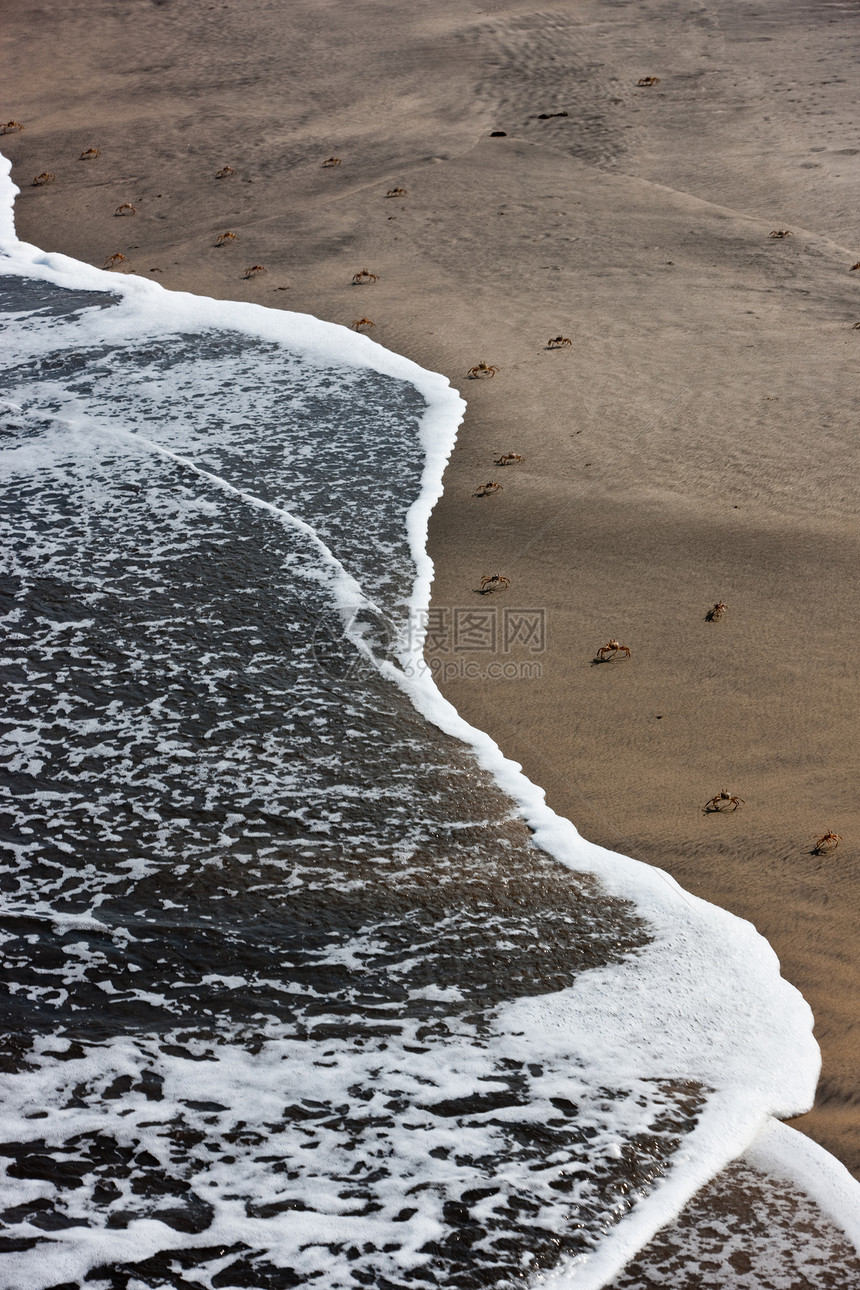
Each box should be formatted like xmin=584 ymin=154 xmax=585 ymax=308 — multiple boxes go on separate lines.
xmin=706 ymin=601 xmax=726 ymax=621
xmin=473 ymin=481 xmax=503 ymax=497
xmin=79 ymin=147 xmax=100 ymax=160
xmin=595 ymin=639 xmax=630 ymax=661
xmin=812 ymin=830 xmax=842 ymax=855
xmin=352 ymin=268 xmax=379 ymax=284
xmin=480 ymin=573 xmax=510 ymax=593
xmin=494 ymin=453 xmax=525 ymax=466
xmin=351 ymin=318 xmax=375 ymax=330
xmin=468 ymin=361 xmax=499 ymax=379
xmin=114 ymin=203 xmax=136 ymax=216
xmin=215 ymin=231 xmax=238 ymax=247
xmin=704 ymin=789 xmax=744 ymax=813
xmin=32 ymin=172 xmax=55 ymax=186
xmin=244 ymin=264 xmax=267 ymax=278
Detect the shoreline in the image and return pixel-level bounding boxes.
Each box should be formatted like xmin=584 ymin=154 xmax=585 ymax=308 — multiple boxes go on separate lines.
xmin=3 ymin=0 xmax=858 ymax=1200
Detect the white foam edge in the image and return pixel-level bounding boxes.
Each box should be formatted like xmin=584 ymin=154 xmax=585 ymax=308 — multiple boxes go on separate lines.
xmin=529 ymin=1112 xmax=860 ymax=1287
xmin=0 ymin=153 xmax=17 ymax=243
xmin=534 ymin=1094 xmax=763 ymax=1290
xmin=744 ymin=1119 xmax=860 ymax=1251
xmin=4 ymin=149 xmax=860 ymax=1281
xmin=529 ymin=1113 xmax=860 ymax=1288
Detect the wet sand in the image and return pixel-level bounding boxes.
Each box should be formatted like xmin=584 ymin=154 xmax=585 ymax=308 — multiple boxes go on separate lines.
xmin=4 ymin=0 xmax=858 ymax=1198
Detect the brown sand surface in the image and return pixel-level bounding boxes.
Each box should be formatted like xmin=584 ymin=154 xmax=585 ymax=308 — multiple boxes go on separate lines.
xmin=3 ymin=0 xmax=858 ymax=1219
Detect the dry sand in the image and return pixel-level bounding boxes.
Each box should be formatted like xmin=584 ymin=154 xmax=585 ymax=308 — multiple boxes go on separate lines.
xmin=3 ymin=0 xmax=858 ymax=1202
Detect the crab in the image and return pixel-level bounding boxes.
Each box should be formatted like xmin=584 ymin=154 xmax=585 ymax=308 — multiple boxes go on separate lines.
xmin=1 ymin=121 xmax=23 ymax=134
xmin=547 ymin=335 xmax=572 ymax=348
xmin=813 ymin=830 xmax=842 ymax=854
xmin=853 ymin=322 xmax=860 ymax=330
xmin=32 ymin=173 xmax=55 ymax=186
xmin=351 ymin=317 xmax=375 ymax=330
xmin=215 ymin=231 xmax=238 ymax=246
xmin=637 ymin=76 xmax=660 ymax=86
xmin=244 ymin=264 xmax=267 ymax=278
xmin=79 ymin=147 xmax=100 ymax=160
xmin=473 ymin=481 xmax=503 ymax=497
xmin=103 ymin=251 xmax=127 ymax=268
xmin=352 ymin=268 xmax=379 ymax=284
xmin=494 ymin=453 xmax=525 ymax=466
xmin=851 ymin=262 xmax=860 ymax=271
xmin=706 ymin=601 xmax=726 ymax=621
xmin=216 ymin=166 xmax=235 ymax=178
xmin=468 ymin=362 xmax=499 ymax=378
xmin=704 ymin=789 xmax=744 ymax=813
xmin=595 ymin=639 xmax=631 ymax=660
xmin=769 ymin=229 xmax=792 ymax=238
xmin=114 ymin=203 xmax=136 ymax=216
xmin=386 ymin=187 xmax=407 ymax=197
xmin=321 ymin=157 xmax=342 ymax=167
xmin=480 ymin=573 xmax=511 ymax=592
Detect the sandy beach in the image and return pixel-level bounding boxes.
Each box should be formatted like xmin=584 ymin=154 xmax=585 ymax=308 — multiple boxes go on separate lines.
xmin=4 ymin=0 xmax=858 ymax=1221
